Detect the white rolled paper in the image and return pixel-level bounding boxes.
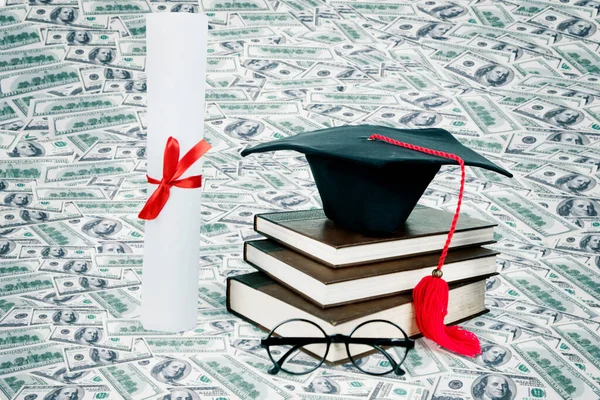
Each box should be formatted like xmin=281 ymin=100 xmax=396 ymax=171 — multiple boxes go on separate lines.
xmin=141 ymin=13 xmax=208 ymax=332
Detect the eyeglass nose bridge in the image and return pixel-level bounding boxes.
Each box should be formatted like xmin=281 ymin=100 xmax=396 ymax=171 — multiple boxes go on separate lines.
xmin=329 ymin=334 xmax=348 ymax=343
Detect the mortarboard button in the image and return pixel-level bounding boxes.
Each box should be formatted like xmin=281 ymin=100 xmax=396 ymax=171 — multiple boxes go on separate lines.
xmin=241 ymin=124 xmax=512 ymax=236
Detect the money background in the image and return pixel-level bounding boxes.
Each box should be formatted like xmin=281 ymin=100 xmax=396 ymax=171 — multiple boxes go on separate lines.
xmin=0 ymin=0 xmax=599 ymax=398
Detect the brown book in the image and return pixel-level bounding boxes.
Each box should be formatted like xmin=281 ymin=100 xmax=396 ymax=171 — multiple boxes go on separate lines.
xmin=254 ymin=206 xmax=496 ymax=267
xmin=226 ymin=271 xmax=494 ymax=363
xmin=245 ymin=239 xmax=498 ymax=308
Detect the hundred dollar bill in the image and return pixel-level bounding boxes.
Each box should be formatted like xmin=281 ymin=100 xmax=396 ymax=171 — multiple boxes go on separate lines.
xmin=21 ymin=290 xmax=94 ymax=308
xmin=471 ymin=3 xmax=515 ymax=28
xmin=554 ymin=233 xmax=600 ymax=256
xmin=191 ymin=354 xmax=293 ymax=400
xmin=444 ymin=51 xmax=517 ymax=88
xmin=513 ymin=57 xmax=562 ymax=77
xmin=88 ymin=289 xmax=141 ymax=319
xmin=54 ymin=268 xmax=141 ymax=295
xmin=0 ymin=259 xmax=38 ymax=277
xmin=427 ymin=41 xmax=514 ymax=64
xmin=0 ymin=101 xmax=19 ymax=124
xmin=26 ymin=7 xmax=109 ymax=29
xmin=309 ymin=92 xmax=399 ymax=105
xmin=431 ymin=368 xmax=549 ymax=400
xmin=40 ymin=258 xmax=122 ymax=279
xmin=80 ymin=0 xmax=151 ymax=15
xmin=218 ymin=101 xmax=301 ymax=116
xmin=0 ymin=64 xmax=80 ymax=98
xmin=0 ymin=325 xmax=52 ymax=350
xmin=457 ymin=95 xmax=521 ymax=135
xmin=93 ymin=254 xmax=143 ymax=269
xmin=0 ymin=272 xmax=54 ymax=297
xmin=99 ymin=364 xmax=165 ymax=400
xmin=13 ymin=385 xmax=116 ymax=400
xmin=0 ymin=343 xmax=66 ymax=376
xmin=65 ymin=338 xmax=152 ymax=372
xmin=0 ymin=202 xmax=82 ymax=228
xmin=246 ymin=44 xmax=336 ymax=62
xmin=527 ymin=7 xmax=598 ymax=40
xmin=0 ymin=373 xmax=47 ymax=399
xmin=6 ymin=138 xmax=75 ymax=158
xmin=49 ymin=107 xmax=139 ymax=136
xmin=30 ymin=94 xmax=123 ymax=117
xmin=20 ymin=245 xmax=93 ymax=259
xmin=552 ymin=322 xmax=600 ymax=379
xmin=510 ymin=0 xmax=596 ymax=18
xmin=199 ymin=0 xmax=270 ymax=12
xmin=0 ymin=23 xmax=41 ymax=50
xmin=264 ymin=78 xmax=339 ymax=91
xmin=65 ymin=46 xmax=145 ymax=70
xmin=464 ymin=315 xmax=560 ymax=344
xmin=31 ymin=308 xmax=106 ymax=326
xmin=367 ymin=381 xmax=429 ymax=400
xmin=43 ymin=160 xmax=137 ymax=183
xmin=207 ymin=56 xmax=239 ymax=74
xmin=540 ymin=256 xmax=600 ymax=301
xmin=0 ymin=45 xmax=65 ymax=73
xmin=300 ymin=372 xmax=375 ymax=397
xmin=0 ymin=307 xmax=34 ymax=327
xmin=45 ymin=29 xmax=120 ymax=46
xmin=117 ymin=38 xmax=146 ymax=56
xmin=552 ymin=42 xmax=600 ymax=76
xmin=0 ymin=5 xmax=27 ymax=27
xmin=513 ymin=338 xmax=600 ymax=398
xmin=237 ymin=12 xmax=302 ymax=27
xmin=33 ymin=187 xmax=107 ymax=201
xmin=514 ymin=98 xmax=600 ymax=130
xmin=74 ymin=200 xmax=145 ymax=215
xmin=51 ymin=325 xmax=133 ymax=351
xmin=144 ymin=336 xmax=227 ymax=354
xmin=104 ymin=318 xmax=174 ymax=336
xmin=524 ymin=164 xmax=600 ymax=197
xmin=449 ymin=23 xmax=551 ymax=45
xmin=208 ymin=26 xmax=277 ymax=41
xmin=503 ymin=269 xmax=598 ymax=318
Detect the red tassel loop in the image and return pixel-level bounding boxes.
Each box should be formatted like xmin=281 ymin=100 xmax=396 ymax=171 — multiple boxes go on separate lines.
xmin=368 ymin=134 xmax=481 ymax=357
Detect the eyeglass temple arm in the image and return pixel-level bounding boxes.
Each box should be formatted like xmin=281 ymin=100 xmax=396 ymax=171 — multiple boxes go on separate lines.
xmin=370 ymin=344 xmax=405 ymax=376
xmin=262 ymin=337 xmax=329 ymax=346
xmin=347 ymin=338 xmax=415 ymax=348
xmin=263 ymin=336 xmax=414 ymax=348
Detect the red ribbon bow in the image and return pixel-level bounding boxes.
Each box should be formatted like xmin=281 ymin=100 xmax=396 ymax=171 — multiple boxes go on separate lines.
xmin=138 ymin=136 xmax=211 ymax=220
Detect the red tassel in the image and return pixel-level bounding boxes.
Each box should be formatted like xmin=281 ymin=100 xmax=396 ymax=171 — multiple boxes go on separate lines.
xmin=413 ymin=274 xmax=481 ymax=357
xmin=368 ymin=134 xmax=481 ymax=357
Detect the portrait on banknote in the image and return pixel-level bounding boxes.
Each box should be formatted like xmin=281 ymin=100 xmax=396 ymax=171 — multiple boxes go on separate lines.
xmin=50 ymin=7 xmax=78 ymax=25
xmin=81 ymin=217 xmax=122 ymax=238
xmin=51 ymin=367 xmax=89 ymax=383
xmin=543 ymin=107 xmax=584 ymax=128
xmin=151 ymin=358 xmax=192 ymax=384
xmin=53 ymin=309 xmax=79 ymax=324
xmin=3 ymin=193 xmax=32 ymax=206
xmin=104 ymin=68 xmax=132 ymax=79
xmin=547 ymin=131 xmax=589 ymax=145
xmin=21 ymin=209 xmax=49 ymax=222
xmin=488 ymin=323 xmax=522 ymax=340
xmin=305 ymin=376 xmax=340 ymax=394
xmin=90 ymin=348 xmax=118 ymax=364
xmin=557 ymin=198 xmax=599 ymax=217
xmin=88 ymin=47 xmax=116 ymax=65
xmin=43 ymin=386 xmax=84 ymax=400
xmin=555 ymin=173 xmax=595 ymax=194
xmin=67 ymin=30 xmax=91 ymax=45
xmin=233 ymin=339 xmax=261 ymax=352
xmin=0 ymin=239 xmax=16 ymax=255
xmin=8 ymin=140 xmax=45 ymax=157
xmin=471 ymin=373 xmax=516 ymax=400
xmin=474 ymin=343 xmax=511 ymax=367
xmin=75 ymin=327 xmax=102 ymax=344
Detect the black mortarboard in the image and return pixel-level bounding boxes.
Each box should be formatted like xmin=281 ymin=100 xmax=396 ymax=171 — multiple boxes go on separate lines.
xmin=241 ymin=124 xmax=512 ymax=236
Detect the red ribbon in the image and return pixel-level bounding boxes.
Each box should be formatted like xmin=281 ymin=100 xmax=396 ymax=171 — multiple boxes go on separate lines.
xmin=138 ymin=136 xmax=211 ymax=220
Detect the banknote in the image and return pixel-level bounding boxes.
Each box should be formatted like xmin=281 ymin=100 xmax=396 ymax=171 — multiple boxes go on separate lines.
xmin=513 ymin=98 xmax=599 ymax=130
xmin=0 ymin=373 xmax=47 ymax=399
xmin=0 ymin=64 xmax=80 ymax=98
xmin=21 ymin=290 xmax=94 ymax=308
xmin=513 ymin=57 xmax=562 ymax=78
xmin=26 ymin=7 xmax=109 ymax=29
xmin=0 ymin=259 xmax=38 ymax=277
xmin=64 ymin=338 xmax=152 ymax=372
xmin=457 ymin=95 xmax=522 ymax=135
xmin=13 ymin=385 xmax=117 ymax=400
xmin=0 ymin=23 xmax=41 ymax=50
xmin=144 ymin=336 xmax=227 ymax=354
xmin=0 ymin=325 xmax=52 ymax=350
xmin=471 ymin=3 xmax=515 ymax=29
xmin=117 ymin=38 xmax=146 ymax=56
xmin=513 ymin=338 xmax=600 ymax=398
xmin=54 ymin=268 xmax=140 ymax=295
xmin=0 ymin=202 xmax=82 ymax=228
xmin=80 ymin=0 xmax=152 ymax=15
xmin=45 ymin=29 xmax=120 ymax=46
xmin=0 ymin=342 xmax=65 ymax=376
xmin=503 ymin=269 xmax=598 ymax=318
xmin=104 ymin=318 xmax=174 ymax=336
xmin=31 ymin=308 xmax=106 ymax=326
xmin=527 ymin=7 xmax=598 ymax=40
xmin=0 ymin=5 xmax=27 ymax=27
xmin=33 ymin=186 xmax=107 ymax=201
xmin=0 ymin=45 xmax=65 ymax=73
xmin=524 ymin=164 xmax=600 ymax=197
xmin=191 ymin=354 xmax=293 ymax=400
xmin=50 ymin=325 xmax=133 ymax=350
xmin=99 ymin=364 xmax=165 ymax=400
xmin=65 ymin=46 xmax=145 ymax=71
xmin=39 ymin=258 xmax=122 ymax=279
xmin=444 ymin=51 xmax=517 ymax=88
xmin=88 ymin=289 xmax=141 ymax=319
xmin=0 ymin=272 xmax=54 ymax=297
xmin=431 ymin=368 xmax=549 ymax=400
xmin=30 ymin=93 xmax=123 ymax=117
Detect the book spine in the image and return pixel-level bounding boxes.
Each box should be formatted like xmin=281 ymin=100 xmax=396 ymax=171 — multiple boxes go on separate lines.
xmin=243 ymin=241 xmax=248 ymax=262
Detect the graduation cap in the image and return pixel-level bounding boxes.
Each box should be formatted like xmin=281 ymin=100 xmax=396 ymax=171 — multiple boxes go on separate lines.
xmin=241 ymin=124 xmax=511 ymax=235
xmin=241 ymin=124 xmax=513 ymax=358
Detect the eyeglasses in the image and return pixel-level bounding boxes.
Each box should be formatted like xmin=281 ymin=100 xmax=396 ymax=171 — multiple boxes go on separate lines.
xmin=260 ymin=318 xmax=414 ymax=376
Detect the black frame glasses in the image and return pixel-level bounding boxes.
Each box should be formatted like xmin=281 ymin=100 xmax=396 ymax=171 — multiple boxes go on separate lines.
xmin=260 ymin=318 xmax=415 ymax=376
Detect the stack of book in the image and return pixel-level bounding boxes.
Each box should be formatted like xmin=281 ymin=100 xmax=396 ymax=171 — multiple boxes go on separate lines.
xmin=226 ymin=205 xmax=499 ymax=363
